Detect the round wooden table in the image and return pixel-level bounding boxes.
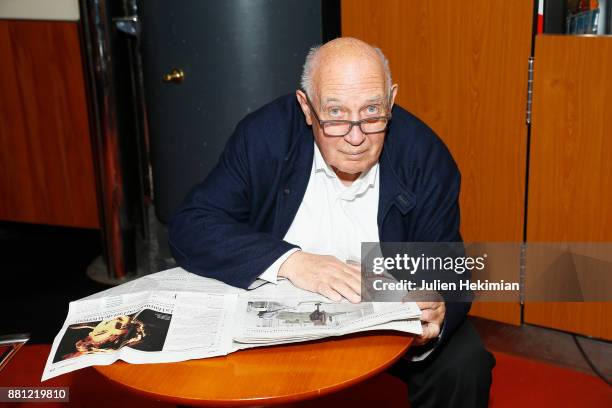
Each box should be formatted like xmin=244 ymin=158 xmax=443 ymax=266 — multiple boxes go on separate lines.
xmin=94 ymin=333 xmax=412 ymax=407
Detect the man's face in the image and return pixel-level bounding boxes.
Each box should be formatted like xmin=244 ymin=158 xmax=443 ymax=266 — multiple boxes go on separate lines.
xmin=297 ymin=57 xmax=397 ymax=183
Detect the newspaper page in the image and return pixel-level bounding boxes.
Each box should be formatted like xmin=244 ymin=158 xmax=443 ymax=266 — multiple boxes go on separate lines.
xmin=232 ymin=297 xmax=421 ymax=343
xmin=42 ymin=268 xmax=422 ymax=381
xmin=42 ymin=287 xmax=236 ymax=380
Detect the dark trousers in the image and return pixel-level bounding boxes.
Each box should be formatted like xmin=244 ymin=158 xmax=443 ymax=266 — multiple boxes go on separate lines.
xmin=388 ymin=319 xmax=496 ymax=408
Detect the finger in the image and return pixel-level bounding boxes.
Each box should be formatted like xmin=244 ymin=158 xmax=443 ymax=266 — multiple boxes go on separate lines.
xmin=416 ymin=301 xmax=436 ymax=310
xmin=417 ymin=301 xmax=443 ymax=310
xmin=422 ymin=322 xmax=441 ymax=339
xmin=316 ymin=284 xmax=343 ymax=302
xmin=345 ymin=262 xmax=361 ymax=274
xmin=415 ymin=325 xmax=434 ymax=344
xmin=330 ymin=266 xmax=361 ymax=295
xmin=329 ymin=280 xmax=361 ymax=303
xmin=420 ymin=308 xmax=436 ymax=323
xmin=412 ymin=323 xmax=438 ymax=346
xmin=339 ymin=272 xmax=362 ymax=296
xmin=342 ymin=264 xmax=362 ymax=279
xmin=422 ymin=305 xmax=445 ymax=320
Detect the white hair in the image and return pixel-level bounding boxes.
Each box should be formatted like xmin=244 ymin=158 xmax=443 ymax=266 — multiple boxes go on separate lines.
xmin=300 ymin=44 xmax=393 ymax=101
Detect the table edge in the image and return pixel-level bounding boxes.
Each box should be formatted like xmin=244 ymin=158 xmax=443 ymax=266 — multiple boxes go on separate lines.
xmin=94 ymin=337 xmax=412 ymax=407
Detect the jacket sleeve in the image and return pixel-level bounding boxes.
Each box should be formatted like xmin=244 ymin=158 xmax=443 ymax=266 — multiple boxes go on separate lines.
xmin=167 ymin=122 xmax=298 ymax=289
xmin=414 ymin=139 xmax=471 ymax=347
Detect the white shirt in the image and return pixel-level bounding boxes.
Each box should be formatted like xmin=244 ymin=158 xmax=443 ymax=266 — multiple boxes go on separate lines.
xmin=258 ymin=142 xmax=379 ymax=283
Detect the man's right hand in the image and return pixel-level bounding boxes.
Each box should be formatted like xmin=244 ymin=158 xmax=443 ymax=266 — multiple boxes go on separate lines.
xmin=278 ymin=251 xmax=361 ymax=303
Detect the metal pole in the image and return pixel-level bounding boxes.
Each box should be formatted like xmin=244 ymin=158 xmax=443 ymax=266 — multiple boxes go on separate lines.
xmin=80 ymin=0 xmax=134 ymax=283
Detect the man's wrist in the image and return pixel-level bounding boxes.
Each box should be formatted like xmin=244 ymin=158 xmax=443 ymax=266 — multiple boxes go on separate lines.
xmin=256 ymin=248 xmax=300 ymax=285
xmin=278 ymin=249 xmax=302 ymax=279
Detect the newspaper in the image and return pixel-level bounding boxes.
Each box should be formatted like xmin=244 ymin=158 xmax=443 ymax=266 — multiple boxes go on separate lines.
xmin=42 ymin=268 xmax=422 ymax=381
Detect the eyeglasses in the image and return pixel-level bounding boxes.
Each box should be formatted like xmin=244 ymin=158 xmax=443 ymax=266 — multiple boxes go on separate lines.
xmin=305 ymin=96 xmax=392 ymax=137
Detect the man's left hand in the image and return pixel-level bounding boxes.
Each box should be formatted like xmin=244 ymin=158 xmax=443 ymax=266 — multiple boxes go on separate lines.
xmin=413 ymin=302 xmax=445 ymax=346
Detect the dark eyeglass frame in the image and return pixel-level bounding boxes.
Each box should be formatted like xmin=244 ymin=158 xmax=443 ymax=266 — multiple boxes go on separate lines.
xmin=305 ymin=95 xmax=392 ymax=137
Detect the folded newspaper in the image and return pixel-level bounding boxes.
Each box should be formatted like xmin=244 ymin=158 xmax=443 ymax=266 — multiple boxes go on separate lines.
xmin=42 ymin=268 xmax=422 ymax=381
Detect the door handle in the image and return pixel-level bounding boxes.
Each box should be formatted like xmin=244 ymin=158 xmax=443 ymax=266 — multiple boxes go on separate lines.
xmin=163 ymin=68 xmax=184 ymax=84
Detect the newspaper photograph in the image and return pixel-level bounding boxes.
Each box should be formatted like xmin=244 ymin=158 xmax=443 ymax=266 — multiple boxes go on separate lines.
xmin=53 ymin=308 xmax=170 ymax=362
xmin=42 ymin=267 xmax=422 ymax=381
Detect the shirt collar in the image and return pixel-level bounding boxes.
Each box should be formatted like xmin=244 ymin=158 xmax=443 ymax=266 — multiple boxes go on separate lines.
xmin=313 ymin=142 xmax=336 ymax=177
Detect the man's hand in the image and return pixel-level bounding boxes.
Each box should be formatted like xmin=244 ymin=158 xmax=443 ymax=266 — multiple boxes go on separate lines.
xmin=413 ymin=301 xmax=445 ymax=346
xmin=278 ymin=251 xmax=361 ymax=303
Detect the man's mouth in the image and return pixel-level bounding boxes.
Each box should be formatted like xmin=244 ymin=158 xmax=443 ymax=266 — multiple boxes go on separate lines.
xmin=341 ymin=150 xmax=367 ymax=156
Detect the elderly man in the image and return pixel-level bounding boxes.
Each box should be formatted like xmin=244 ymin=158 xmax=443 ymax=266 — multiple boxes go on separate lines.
xmin=169 ymin=37 xmax=494 ymax=407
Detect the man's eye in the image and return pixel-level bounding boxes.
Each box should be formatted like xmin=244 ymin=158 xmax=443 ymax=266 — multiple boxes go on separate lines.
xmin=366 ymin=105 xmax=380 ymax=114
xmin=328 ymin=108 xmax=342 ymax=117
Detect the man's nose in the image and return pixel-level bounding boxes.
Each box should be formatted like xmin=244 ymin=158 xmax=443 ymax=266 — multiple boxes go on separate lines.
xmin=344 ymin=123 xmax=366 ymax=146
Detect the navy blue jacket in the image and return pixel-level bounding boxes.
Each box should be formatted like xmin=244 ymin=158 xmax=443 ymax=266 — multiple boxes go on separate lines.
xmin=169 ymin=94 xmax=470 ymax=344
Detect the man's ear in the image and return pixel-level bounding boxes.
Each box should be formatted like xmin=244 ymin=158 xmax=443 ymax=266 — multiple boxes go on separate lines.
xmin=296 ymin=89 xmax=313 ymax=126
xmin=389 ymin=84 xmax=399 ymax=109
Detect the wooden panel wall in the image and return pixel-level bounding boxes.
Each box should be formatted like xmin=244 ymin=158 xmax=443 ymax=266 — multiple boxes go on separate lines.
xmin=0 ymin=20 xmax=99 ymax=228
xmin=342 ymin=0 xmax=534 ymax=324
xmin=525 ymin=35 xmax=612 ymax=340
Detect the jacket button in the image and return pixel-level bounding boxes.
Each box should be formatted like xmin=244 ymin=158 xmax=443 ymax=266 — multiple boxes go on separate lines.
xmin=283 ymin=188 xmax=291 ymax=195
